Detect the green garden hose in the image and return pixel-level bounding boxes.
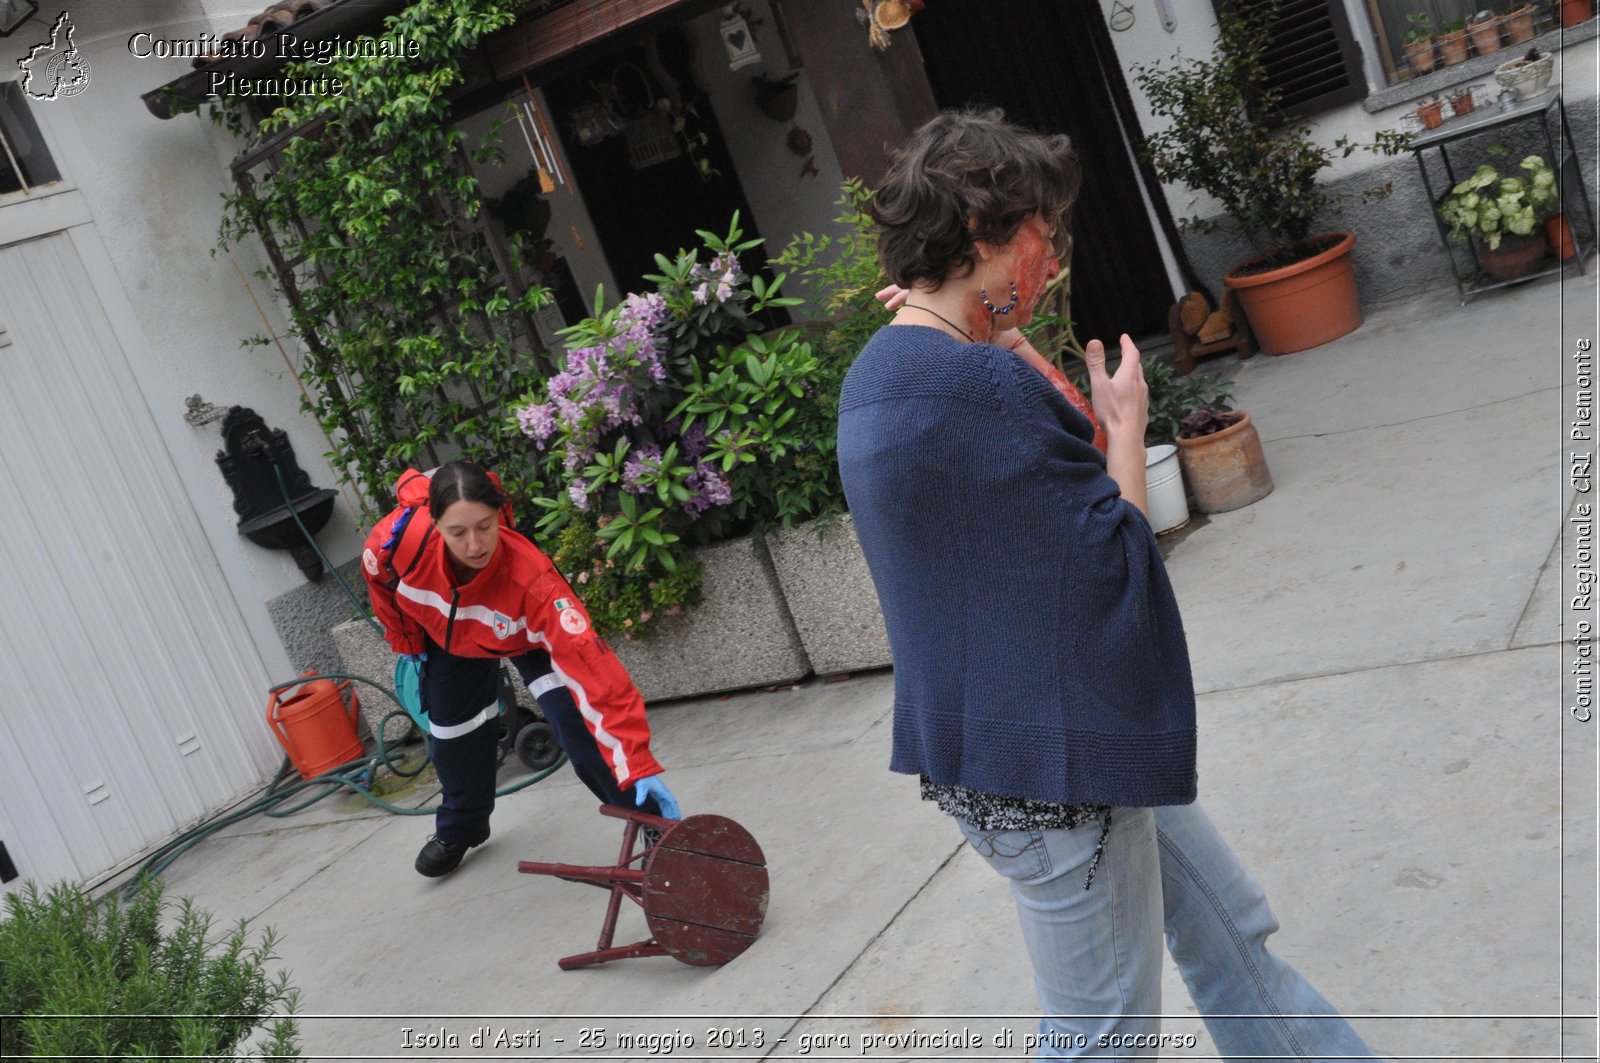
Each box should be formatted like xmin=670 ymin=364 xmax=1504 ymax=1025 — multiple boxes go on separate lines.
xmin=120 ymin=674 xmax=566 ymax=900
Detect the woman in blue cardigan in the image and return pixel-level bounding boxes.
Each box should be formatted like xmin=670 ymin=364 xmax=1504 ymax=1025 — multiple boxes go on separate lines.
xmin=836 ymin=109 xmax=1376 ymax=1060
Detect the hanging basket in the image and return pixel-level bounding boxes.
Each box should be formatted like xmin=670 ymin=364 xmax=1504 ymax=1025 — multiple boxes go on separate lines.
xmin=608 ymin=62 xmax=682 ymax=170
xmin=625 ymin=108 xmax=682 ymax=169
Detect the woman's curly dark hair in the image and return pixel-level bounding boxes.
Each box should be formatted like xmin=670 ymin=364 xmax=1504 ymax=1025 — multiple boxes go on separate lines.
xmin=870 ymin=108 xmax=1080 ymax=291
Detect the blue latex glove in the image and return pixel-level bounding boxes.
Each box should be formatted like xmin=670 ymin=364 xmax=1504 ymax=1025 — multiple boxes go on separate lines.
xmin=634 ymin=775 xmax=681 ymax=820
xmin=402 ymin=651 xmax=428 ymax=666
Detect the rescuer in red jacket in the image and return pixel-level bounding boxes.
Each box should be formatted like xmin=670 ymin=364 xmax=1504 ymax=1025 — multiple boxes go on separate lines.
xmin=362 ymin=461 xmax=680 ymax=877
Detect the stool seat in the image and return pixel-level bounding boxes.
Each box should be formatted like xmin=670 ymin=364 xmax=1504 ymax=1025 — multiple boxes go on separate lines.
xmin=518 ymin=805 xmax=769 ymax=970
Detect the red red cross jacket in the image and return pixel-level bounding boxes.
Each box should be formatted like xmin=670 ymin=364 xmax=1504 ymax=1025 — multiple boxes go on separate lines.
xmin=360 ymin=468 xmax=663 ymax=786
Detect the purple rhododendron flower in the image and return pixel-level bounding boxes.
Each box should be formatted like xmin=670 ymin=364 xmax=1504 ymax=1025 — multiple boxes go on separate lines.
xmin=516 ymin=402 xmax=556 ymax=444
xmin=568 ymin=479 xmax=591 ymax=511
xmin=680 ymin=422 xmax=708 ymax=459
xmin=692 ymin=282 xmax=710 ymax=304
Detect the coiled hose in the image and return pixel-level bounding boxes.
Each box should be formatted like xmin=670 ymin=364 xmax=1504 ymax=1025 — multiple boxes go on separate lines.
xmin=121 ymin=673 xmax=565 ymax=900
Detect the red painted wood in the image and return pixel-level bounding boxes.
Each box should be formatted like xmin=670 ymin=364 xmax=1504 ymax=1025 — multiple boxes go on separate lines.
xmin=646 ymin=919 xmax=759 ymax=967
xmin=518 ymin=809 xmax=769 ymax=970
xmin=643 ymin=848 xmax=768 ymax=936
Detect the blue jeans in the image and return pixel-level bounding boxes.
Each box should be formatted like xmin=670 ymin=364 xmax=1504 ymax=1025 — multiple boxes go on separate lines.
xmin=958 ymin=802 xmax=1377 ymax=1061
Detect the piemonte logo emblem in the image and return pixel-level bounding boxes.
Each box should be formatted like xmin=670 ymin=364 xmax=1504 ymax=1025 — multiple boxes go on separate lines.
xmin=19 ymin=12 xmax=91 ymax=101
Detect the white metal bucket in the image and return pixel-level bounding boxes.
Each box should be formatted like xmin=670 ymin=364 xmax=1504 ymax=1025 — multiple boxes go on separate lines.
xmin=1145 ymin=444 xmax=1190 ymax=534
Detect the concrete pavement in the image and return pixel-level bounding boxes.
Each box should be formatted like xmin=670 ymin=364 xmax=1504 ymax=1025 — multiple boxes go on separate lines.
xmin=115 ymin=268 xmax=1599 ymax=1062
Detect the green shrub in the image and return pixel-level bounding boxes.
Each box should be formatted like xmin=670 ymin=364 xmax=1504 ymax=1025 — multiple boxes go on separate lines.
xmin=0 ymin=878 xmax=301 ymax=1060
xmin=513 ymin=214 xmax=858 ymax=638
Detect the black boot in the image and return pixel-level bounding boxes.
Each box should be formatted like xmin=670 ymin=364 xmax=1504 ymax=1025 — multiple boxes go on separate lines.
xmin=415 ymin=834 xmax=482 ymax=877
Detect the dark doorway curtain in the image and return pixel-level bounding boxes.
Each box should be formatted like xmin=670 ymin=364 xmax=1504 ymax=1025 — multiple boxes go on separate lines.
xmin=911 ymin=2 xmax=1174 ymax=345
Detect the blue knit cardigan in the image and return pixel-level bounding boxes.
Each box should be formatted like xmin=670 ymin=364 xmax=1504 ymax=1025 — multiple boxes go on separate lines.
xmin=837 ymin=325 xmax=1197 ymax=808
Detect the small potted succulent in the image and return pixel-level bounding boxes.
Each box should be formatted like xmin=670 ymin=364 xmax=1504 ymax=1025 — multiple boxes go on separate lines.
xmin=1437 ymin=16 xmax=1470 ymax=64
xmin=1467 ymin=9 xmax=1503 ymax=55
xmin=1403 ymin=12 xmax=1437 ymax=76
xmin=1417 ymin=95 xmax=1446 ymax=129
xmin=1503 ymin=3 xmax=1538 ymax=42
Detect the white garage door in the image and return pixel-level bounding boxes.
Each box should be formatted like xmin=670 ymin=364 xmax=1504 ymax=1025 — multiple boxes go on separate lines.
xmin=0 ymin=230 xmax=282 ymax=889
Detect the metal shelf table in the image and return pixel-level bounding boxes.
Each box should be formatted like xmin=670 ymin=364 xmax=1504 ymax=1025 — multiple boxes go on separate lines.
xmin=1409 ymin=90 xmax=1596 ymax=304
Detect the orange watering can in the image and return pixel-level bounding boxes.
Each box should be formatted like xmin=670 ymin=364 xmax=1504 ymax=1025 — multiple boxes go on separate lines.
xmin=267 ymin=674 xmax=365 ymax=779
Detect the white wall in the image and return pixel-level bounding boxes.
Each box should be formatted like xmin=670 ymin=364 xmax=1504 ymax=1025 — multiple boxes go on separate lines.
xmin=3 ymin=0 xmax=368 ymax=607
xmin=1106 ymin=0 xmax=1600 ymax=223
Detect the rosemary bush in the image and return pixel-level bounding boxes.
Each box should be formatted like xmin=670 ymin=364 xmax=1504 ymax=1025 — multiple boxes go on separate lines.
xmin=0 ymin=878 xmax=301 ymax=1060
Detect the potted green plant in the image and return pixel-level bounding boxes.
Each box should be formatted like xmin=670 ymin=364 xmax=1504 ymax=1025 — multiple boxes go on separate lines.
xmin=1437 ymin=16 xmax=1470 ymax=64
xmin=1403 ymin=12 xmax=1437 ymax=75
xmin=1174 ymin=405 xmax=1274 ymax=514
xmin=1133 ymin=2 xmax=1410 ymax=356
xmin=1504 ymin=3 xmax=1538 ymax=42
xmin=1437 ymin=154 xmax=1557 ymax=280
xmin=1467 ymin=10 xmax=1503 ymax=55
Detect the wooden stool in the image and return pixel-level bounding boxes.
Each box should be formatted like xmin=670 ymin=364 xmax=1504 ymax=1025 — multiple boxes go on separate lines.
xmin=1170 ymin=290 xmax=1257 ymax=376
xmin=517 ymin=805 xmax=769 ymax=970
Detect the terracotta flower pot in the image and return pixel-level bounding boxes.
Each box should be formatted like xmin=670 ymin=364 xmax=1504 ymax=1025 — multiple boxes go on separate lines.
xmin=1224 ymin=231 xmax=1363 ymax=356
xmin=1450 ymin=90 xmax=1476 ymax=116
xmin=1476 ymin=231 xmax=1547 ymax=281
xmin=1403 ymin=38 xmax=1437 ymax=76
xmin=1468 ymin=17 xmax=1502 ymax=55
xmin=1175 ymin=411 xmax=1274 ymax=514
xmin=1437 ymin=29 xmax=1469 ymax=65
xmin=1546 ymin=213 xmax=1577 ymax=260
xmin=1562 ymin=0 xmax=1593 ymax=27
xmin=1418 ymin=99 xmax=1445 ymax=128
xmin=1504 ymin=5 xmax=1537 ymax=43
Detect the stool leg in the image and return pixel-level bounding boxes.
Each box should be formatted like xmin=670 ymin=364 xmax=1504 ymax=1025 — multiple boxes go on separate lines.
xmin=557 ymin=940 xmax=669 ymax=971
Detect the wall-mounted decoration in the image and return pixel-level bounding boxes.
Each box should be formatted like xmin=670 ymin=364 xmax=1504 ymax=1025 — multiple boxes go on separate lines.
xmin=514 ymin=77 xmax=567 ymax=193
xmin=856 ymin=0 xmax=890 ymax=50
xmin=1109 ymin=1 xmax=1135 ymax=32
xmin=215 ymin=407 xmax=338 ymax=582
xmin=752 ymin=72 xmax=799 ymax=122
xmin=1155 ymin=0 xmax=1178 ymax=33
xmin=721 ymin=5 xmax=762 ymax=70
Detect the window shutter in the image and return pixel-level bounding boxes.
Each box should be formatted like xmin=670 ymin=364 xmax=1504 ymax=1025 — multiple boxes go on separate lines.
xmin=1231 ymin=0 xmax=1368 ymax=119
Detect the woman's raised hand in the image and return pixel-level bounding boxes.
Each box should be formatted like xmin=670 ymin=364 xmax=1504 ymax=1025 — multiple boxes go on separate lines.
xmin=1084 ymin=335 xmax=1148 ymax=443
xmin=874 ymin=284 xmax=910 ymax=311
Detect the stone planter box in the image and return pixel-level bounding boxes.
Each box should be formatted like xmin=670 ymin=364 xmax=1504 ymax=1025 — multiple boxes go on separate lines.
xmin=766 ymin=513 xmax=892 ymax=676
xmin=611 ymin=534 xmax=812 ymax=702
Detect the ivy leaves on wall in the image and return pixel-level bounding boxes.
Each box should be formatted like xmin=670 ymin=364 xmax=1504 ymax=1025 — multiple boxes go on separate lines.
xmin=211 ymin=0 xmax=553 ymax=512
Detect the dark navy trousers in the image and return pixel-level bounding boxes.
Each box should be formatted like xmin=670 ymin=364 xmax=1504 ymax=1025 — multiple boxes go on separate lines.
xmin=420 ymin=638 xmax=659 ymax=844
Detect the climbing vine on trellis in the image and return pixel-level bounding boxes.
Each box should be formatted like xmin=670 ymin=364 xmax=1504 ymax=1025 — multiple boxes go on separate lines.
xmin=210 ymin=0 xmax=555 ymax=511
